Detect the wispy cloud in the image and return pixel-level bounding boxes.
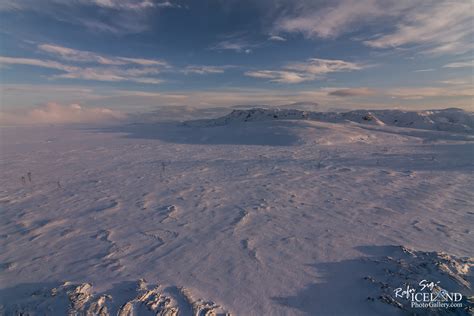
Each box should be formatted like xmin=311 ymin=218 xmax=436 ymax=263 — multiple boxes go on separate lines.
xmin=245 ymin=70 xmax=314 ymax=84
xmin=413 ymin=69 xmax=435 ymax=73
xmin=3 ymin=43 xmax=236 ymax=84
xmin=0 ymin=0 xmax=182 ymax=11
xmin=88 ymin=0 xmax=155 ymax=10
xmin=274 ymin=0 xmax=472 ymax=56
xmin=443 ymin=60 xmax=473 ymax=68
xmin=0 ymin=56 xmax=77 ymax=72
xmin=182 ymin=65 xmax=233 ymax=75
xmin=38 ymin=44 xmax=169 ymax=67
xmin=439 ymin=79 xmax=471 ymax=85
xmin=364 ymin=1 xmax=473 ymax=55
xmin=286 ymin=58 xmax=363 ymax=74
xmin=155 ymin=1 xmax=183 ymax=9
xmin=75 ymin=18 xmax=125 ymax=33
xmin=53 ymin=67 xmax=164 ymax=84
xmin=0 ymin=0 xmax=183 ymax=34
xmin=1 ymin=43 xmax=168 ymax=84
xmin=275 ymin=0 xmax=392 ymax=39
xmin=88 ymin=0 xmax=184 ymax=10
xmin=38 ymin=44 xmax=123 ymax=65
xmin=245 ymin=58 xmax=364 ymax=83
xmin=117 ymin=57 xmax=170 ymax=67
xmin=0 ymin=56 xmax=165 ymax=84
xmin=210 ymin=38 xmax=255 ymax=53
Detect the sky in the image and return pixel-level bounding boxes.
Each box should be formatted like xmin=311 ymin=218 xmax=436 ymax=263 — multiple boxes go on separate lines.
xmin=0 ymin=0 xmax=473 ymax=115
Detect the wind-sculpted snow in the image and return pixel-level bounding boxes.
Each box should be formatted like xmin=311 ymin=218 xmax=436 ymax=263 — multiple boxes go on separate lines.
xmin=185 ymin=108 xmax=474 ymax=134
xmin=0 ymin=110 xmax=473 ymax=315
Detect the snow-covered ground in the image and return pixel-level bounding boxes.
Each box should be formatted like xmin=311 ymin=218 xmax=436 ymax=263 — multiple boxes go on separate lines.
xmin=0 ymin=108 xmax=473 ymax=315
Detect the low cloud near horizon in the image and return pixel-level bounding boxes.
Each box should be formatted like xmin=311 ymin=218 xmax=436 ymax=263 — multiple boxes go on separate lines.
xmin=0 ymin=102 xmax=126 ymax=125
xmin=328 ymin=88 xmax=377 ymax=97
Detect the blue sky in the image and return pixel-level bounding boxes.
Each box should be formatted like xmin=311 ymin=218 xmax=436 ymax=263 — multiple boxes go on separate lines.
xmin=0 ymin=0 xmax=472 ymax=112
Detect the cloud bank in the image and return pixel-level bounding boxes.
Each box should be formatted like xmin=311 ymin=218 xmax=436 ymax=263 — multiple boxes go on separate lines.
xmin=328 ymin=88 xmax=376 ymax=97
xmin=0 ymin=103 xmax=126 ymax=125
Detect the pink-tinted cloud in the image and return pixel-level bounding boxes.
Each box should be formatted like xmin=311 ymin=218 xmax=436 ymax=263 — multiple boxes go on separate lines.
xmin=0 ymin=103 xmax=126 ymax=125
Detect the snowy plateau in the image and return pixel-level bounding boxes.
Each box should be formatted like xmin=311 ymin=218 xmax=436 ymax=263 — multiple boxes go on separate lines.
xmin=0 ymin=108 xmax=473 ymax=315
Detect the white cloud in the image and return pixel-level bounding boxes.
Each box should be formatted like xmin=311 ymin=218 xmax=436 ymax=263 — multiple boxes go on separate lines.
xmin=274 ymin=0 xmax=472 ymax=56
xmin=88 ymin=0 xmax=183 ymax=10
xmin=124 ymin=77 xmax=164 ymax=84
xmin=0 ymin=102 xmax=126 ymax=125
xmin=439 ymin=79 xmax=471 ymax=85
xmin=75 ymin=18 xmax=124 ymax=33
xmin=0 ymin=2 xmax=23 ymax=10
xmin=183 ymin=65 xmax=232 ymax=75
xmin=286 ymin=58 xmax=363 ymax=75
xmin=14 ymin=0 xmax=183 ymax=11
xmin=413 ymin=69 xmax=435 ymax=73
xmin=38 ymin=44 xmax=169 ymax=67
xmin=443 ymin=60 xmax=473 ymax=68
xmin=38 ymin=44 xmax=123 ymax=65
xmin=155 ymin=1 xmax=182 ymax=9
xmin=0 ymin=56 xmax=164 ymax=84
xmin=0 ymin=56 xmax=78 ymax=72
xmin=364 ymin=1 xmax=473 ymax=55
xmin=245 ymin=70 xmax=314 ymax=83
xmin=268 ymin=35 xmax=286 ymax=42
xmin=210 ymin=39 xmax=257 ymax=53
xmin=276 ymin=0 xmax=390 ymax=39
xmin=211 ymin=40 xmax=245 ymax=52
xmin=89 ymin=0 xmax=155 ymax=10
xmin=1 ymin=43 xmax=168 ymax=85
xmin=245 ymin=58 xmax=364 ymax=83
xmin=0 ymin=0 xmax=183 ymax=35
xmin=4 ymin=44 xmax=238 ymax=84
xmin=53 ymin=67 xmax=164 ymax=84
xmin=117 ymin=57 xmax=170 ymax=67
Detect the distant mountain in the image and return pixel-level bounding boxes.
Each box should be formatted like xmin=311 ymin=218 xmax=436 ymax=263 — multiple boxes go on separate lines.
xmin=185 ymin=108 xmax=474 ymax=133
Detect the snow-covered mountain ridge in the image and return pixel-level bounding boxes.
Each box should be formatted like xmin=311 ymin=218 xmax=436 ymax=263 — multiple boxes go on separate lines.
xmin=185 ymin=108 xmax=474 ymax=133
